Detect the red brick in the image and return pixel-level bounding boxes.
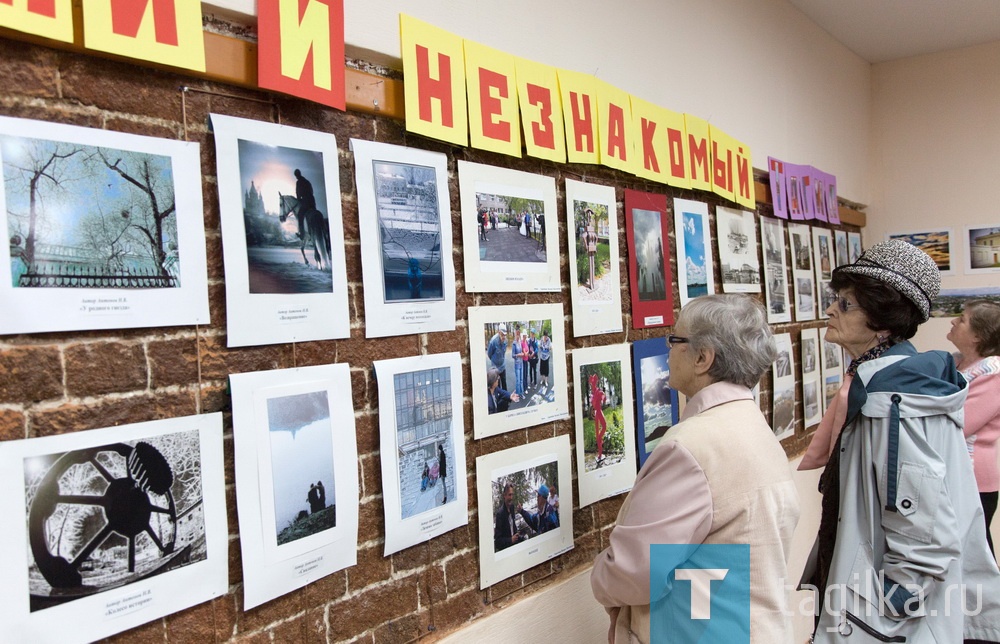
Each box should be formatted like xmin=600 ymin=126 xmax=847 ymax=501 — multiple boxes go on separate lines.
xmin=198 ymin=334 xmax=292 ymax=380
xmin=0 ymin=39 xmax=59 ymax=97
xmin=356 ymin=498 xmax=384 ymax=545
xmin=204 ymin=232 xmax=225 ymax=282
xmin=372 ymin=614 xmax=423 ymax=644
xmin=293 ymin=340 xmax=338 ymax=367
xmin=327 ymin=579 xmax=419 ymax=641
xmin=64 ymin=341 xmax=147 ymax=397
xmin=334 ymin=330 xmax=422 ymax=365
xmin=0 ymin=346 xmax=62 ymax=403
xmin=426 ymin=587 xmax=485 ymax=633
xmin=0 ymin=408 xmax=26 ymax=441
xmin=60 ymin=54 xmax=185 ymax=123
xmin=445 ymin=551 xmax=478 ymax=594
xmin=300 ymin=569 xmax=347 ymax=610
xmin=148 ymin=336 xmax=199 ymax=388
xmin=349 ymin=543 xmax=391 ymax=592
xmin=30 ymin=390 xmax=197 ymax=437
xmin=302 ymin=606 xmax=330 ymax=644
xmin=236 ymin=586 xmax=301 ymax=634
xmin=354 ymin=412 xmax=378 ymax=454
xmin=268 ymin=613 xmax=307 ymax=642
xmin=164 ymin=599 xmax=215 ymax=644
xmin=212 ymin=595 xmax=239 ymax=641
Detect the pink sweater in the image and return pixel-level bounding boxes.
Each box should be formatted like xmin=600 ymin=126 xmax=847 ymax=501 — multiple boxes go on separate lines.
xmin=961 ymin=356 xmax=1000 ymax=493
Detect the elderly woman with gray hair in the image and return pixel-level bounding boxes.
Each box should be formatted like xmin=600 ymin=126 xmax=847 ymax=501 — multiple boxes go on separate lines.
xmin=591 ymin=294 xmax=800 ymax=643
xmin=799 ymin=239 xmax=1000 ymax=644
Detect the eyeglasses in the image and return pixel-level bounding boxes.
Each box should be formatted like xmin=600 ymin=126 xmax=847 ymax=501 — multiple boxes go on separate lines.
xmin=831 ymin=293 xmax=861 ymax=313
xmin=667 ymin=334 xmax=690 ymax=345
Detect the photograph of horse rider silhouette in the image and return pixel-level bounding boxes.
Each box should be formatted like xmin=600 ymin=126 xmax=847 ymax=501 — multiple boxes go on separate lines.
xmin=236 ymin=140 xmax=333 ymax=294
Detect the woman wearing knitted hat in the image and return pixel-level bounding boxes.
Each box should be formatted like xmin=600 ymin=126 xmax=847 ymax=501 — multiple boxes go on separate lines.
xmin=799 ymin=239 xmax=1000 ymax=643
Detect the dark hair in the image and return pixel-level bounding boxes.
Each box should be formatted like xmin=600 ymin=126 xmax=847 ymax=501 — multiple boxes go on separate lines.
xmin=487 ymin=367 xmax=500 ymax=389
xmin=829 ymin=272 xmax=924 ymax=341
xmin=965 ymin=300 xmax=1000 ymax=357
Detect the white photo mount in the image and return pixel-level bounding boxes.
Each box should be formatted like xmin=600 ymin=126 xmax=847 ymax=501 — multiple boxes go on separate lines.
xmin=572 ymin=344 xmax=636 ymax=506
xmin=457 ymin=160 xmax=561 ymax=293
xmin=476 ymin=435 xmax=573 ymax=589
xmin=0 ymin=413 xmax=227 ymax=643
xmin=771 ymin=333 xmax=796 ymax=440
xmin=761 ymin=217 xmax=791 ymax=324
xmin=469 ymin=303 xmax=570 ymax=438
xmin=0 ymin=116 xmax=209 ymax=335
xmin=351 ymin=139 xmax=456 ymax=338
xmin=210 ymin=114 xmax=350 ymax=347
xmin=373 ymin=353 xmax=468 ymax=556
xmin=715 ymin=206 xmax=761 ymax=294
xmin=673 ymin=198 xmax=715 ymax=307
xmin=230 ymin=365 xmax=359 ymax=610
xmin=565 ymin=179 xmax=623 ymax=336
xmin=788 ymin=223 xmax=816 ymax=322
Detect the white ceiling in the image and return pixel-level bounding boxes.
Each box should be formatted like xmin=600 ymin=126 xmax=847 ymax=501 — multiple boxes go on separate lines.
xmin=786 ymin=0 xmax=1000 ymax=63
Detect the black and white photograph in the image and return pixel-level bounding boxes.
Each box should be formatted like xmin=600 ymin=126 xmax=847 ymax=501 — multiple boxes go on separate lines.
xmin=716 ymin=206 xmax=761 ymax=293
xmin=813 ymin=226 xmax=835 ymax=322
xmin=789 ymin=223 xmax=816 ymax=321
xmin=211 ymin=114 xmax=350 ymax=347
xmin=352 ymin=139 xmax=455 ymax=338
xmin=230 ymin=364 xmax=358 ymax=610
xmin=800 ymin=328 xmax=822 ymax=427
xmin=573 ymin=345 xmax=636 ymax=507
xmin=761 ymin=216 xmax=791 ymax=323
xmin=375 ymin=353 xmax=468 ymax=556
xmin=772 ymin=333 xmax=795 ymax=440
xmin=0 ymin=116 xmax=208 ymax=335
xmin=835 ymin=229 xmax=849 ymax=268
xmin=476 ymin=436 xmax=573 ymax=589
xmin=458 ymin=160 xmax=561 ymax=293
xmin=565 ymin=180 xmax=623 ymax=336
xmin=0 ymin=414 xmax=226 ymax=642
xmin=469 ymin=303 xmax=570 ymax=438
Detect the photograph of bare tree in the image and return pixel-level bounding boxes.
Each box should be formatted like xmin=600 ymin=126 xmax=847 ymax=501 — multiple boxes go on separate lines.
xmin=4 ymin=136 xmax=181 ymax=290
xmin=23 ymin=430 xmax=207 ymax=613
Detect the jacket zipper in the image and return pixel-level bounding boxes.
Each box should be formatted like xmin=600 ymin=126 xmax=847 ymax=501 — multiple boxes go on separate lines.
xmin=843 ymin=610 xmax=907 ymax=642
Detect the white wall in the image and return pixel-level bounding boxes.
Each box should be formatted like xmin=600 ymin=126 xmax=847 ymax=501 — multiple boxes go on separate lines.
xmin=869 ymin=41 xmax=1000 ymax=352
xmin=204 ymin=0 xmax=873 ymax=202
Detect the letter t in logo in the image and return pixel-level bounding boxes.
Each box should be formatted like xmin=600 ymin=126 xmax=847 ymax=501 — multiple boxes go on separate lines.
xmin=675 ymin=568 xmax=728 ymax=619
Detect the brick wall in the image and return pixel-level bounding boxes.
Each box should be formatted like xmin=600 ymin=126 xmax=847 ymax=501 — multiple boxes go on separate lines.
xmin=0 ymin=35 xmax=858 ymax=643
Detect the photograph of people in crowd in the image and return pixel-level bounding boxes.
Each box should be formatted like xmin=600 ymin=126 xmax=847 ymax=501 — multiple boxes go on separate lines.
xmin=491 ymin=462 xmax=560 ymax=554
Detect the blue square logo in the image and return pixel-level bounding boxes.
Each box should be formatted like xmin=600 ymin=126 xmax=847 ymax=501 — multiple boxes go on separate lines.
xmin=650 ymin=544 xmax=750 ymax=644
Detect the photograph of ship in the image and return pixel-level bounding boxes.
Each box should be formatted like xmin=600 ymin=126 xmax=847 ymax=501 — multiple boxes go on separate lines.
xmin=372 ymin=161 xmax=444 ymax=302
xmin=23 ymin=430 xmax=206 ymax=612
xmin=4 ymin=134 xmax=182 ymax=290
xmin=237 ymin=139 xmax=333 ymax=294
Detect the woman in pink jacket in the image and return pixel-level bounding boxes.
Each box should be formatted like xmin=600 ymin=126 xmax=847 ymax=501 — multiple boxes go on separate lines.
xmin=949 ymin=299 xmax=1000 ymax=558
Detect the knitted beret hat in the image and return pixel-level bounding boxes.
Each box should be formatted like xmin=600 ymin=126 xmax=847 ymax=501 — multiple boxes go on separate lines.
xmin=832 ymin=239 xmax=940 ymax=321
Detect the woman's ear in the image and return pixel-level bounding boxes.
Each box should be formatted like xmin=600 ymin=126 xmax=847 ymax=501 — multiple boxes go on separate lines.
xmin=692 ymin=346 xmax=716 ymax=376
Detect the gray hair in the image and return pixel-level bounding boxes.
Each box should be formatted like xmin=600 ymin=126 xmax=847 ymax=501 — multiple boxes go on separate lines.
xmin=680 ymin=294 xmax=776 ymax=388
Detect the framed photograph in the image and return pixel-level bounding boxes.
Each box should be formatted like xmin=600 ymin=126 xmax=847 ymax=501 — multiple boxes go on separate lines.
xmin=1 ymin=116 xmax=209 ymax=335
xmin=572 ymin=344 xmax=636 ymax=507
xmin=631 ymin=337 xmax=679 ymax=469
xmin=932 ymin=286 xmax=1000 ymax=317
xmin=457 ymin=160 xmax=560 ymax=293
xmin=767 ymin=157 xmax=788 ymax=220
xmin=761 ymin=217 xmax=791 ymax=324
xmin=821 ymin=339 xmax=844 ymax=415
xmin=350 ymin=139 xmax=456 ymax=338
xmin=834 ymin=230 xmax=849 ymax=268
xmin=800 ymin=327 xmax=822 ymax=427
xmin=812 ymin=226 xmax=835 ymax=318
xmin=229 ymin=364 xmax=359 ymax=610
xmin=674 ymin=198 xmax=715 ymax=308
xmin=847 ymin=231 xmax=862 ymax=264
xmin=964 ymin=225 xmax=1000 ymax=274
xmin=0 ymin=413 xmax=226 ymax=642
xmin=565 ymin=179 xmax=623 ymax=336
xmin=624 ymin=189 xmax=674 ymax=328
xmin=887 ymin=229 xmax=953 ymax=274
xmin=469 ymin=303 xmax=570 ymax=438
xmin=374 ymin=353 xmax=468 ymax=556
xmin=772 ymin=332 xmax=795 ymax=440
xmin=788 ymin=223 xmax=815 ymax=321
xmin=476 ymin=435 xmax=573 ymax=589
xmin=715 ymin=206 xmax=761 ymax=293
xmin=210 ymin=114 xmax=350 ymax=347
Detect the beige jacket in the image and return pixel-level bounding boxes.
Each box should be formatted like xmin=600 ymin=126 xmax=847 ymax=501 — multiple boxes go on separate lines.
xmin=591 ymin=382 xmax=800 ymax=643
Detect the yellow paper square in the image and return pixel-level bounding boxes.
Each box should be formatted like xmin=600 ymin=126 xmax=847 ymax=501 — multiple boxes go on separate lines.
xmin=557 ymin=68 xmax=600 ymax=165
xmin=464 ymin=40 xmax=520 ymax=157
xmin=401 ymin=14 xmax=468 ymax=147
xmin=0 ymin=0 xmax=74 ymax=43
xmin=708 ymin=125 xmax=736 ymax=203
xmin=82 ymin=0 xmax=206 ymax=72
xmin=684 ymin=114 xmax=712 ymax=192
xmin=595 ymin=79 xmax=636 ymax=174
xmin=630 ymin=94 xmax=690 ymax=189
xmin=514 ymin=57 xmax=565 ymax=163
